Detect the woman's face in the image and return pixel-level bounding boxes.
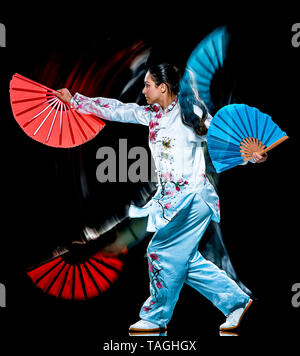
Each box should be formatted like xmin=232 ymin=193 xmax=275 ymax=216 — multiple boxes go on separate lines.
xmin=142 ymin=71 xmax=162 ymax=105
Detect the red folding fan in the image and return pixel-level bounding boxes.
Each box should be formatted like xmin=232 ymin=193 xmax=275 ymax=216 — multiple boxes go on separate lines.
xmin=27 ymin=249 xmax=124 ymax=300
xmin=10 ymin=73 xmax=105 ymax=148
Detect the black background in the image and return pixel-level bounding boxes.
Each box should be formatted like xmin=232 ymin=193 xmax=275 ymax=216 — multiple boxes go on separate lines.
xmin=0 ymin=3 xmax=299 ymax=354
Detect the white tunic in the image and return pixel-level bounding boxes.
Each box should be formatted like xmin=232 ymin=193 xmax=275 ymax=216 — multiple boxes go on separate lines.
xmin=71 ymin=94 xmax=220 ymax=232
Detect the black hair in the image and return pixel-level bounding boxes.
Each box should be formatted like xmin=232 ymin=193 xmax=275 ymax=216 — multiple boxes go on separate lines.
xmin=148 ymin=63 xmax=181 ymax=96
xmin=148 ymin=63 xmax=208 ymax=136
xmin=178 ymin=85 xmax=209 ymax=136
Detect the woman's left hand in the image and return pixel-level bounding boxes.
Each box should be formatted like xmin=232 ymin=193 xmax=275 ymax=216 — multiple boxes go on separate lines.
xmin=252 ymin=152 xmax=268 ymax=163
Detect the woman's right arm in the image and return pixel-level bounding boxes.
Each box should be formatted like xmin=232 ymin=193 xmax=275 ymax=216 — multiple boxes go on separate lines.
xmin=55 ymin=89 xmax=149 ymax=126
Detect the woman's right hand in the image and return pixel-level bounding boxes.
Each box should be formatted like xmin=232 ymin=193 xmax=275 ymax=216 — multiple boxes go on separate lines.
xmin=55 ymin=88 xmax=73 ymax=105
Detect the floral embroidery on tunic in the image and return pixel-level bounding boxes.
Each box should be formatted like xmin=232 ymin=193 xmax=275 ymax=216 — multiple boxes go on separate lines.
xmin=95 ymin=98 xmax=110 ymax=108
xmin=149 ymin=113 xmax=191 ymax=222
xmin=145 ymin=99 xmax=178 ymax=143
xmin=162 ymin=137 xmax=172 ymax=149
xmin=75 ymin=97 xmax=110 ymax=110
xmin=149 ymin=130 xmax=158 ymax=142
xmin=154 ymin=170 xmax=189 ymax=221
xmin=158 ymin=136 xmax=175 ymax=163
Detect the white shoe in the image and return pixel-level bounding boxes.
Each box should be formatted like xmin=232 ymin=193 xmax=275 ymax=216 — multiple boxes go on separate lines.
xmin=219 ymin=299 xmax=253 ymax=331
xmin=129 ymin=320 xmax=167 ymax=336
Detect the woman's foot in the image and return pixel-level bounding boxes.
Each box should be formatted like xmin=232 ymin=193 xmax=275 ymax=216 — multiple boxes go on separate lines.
xmin=129 ymin=320 xmax=167 ymax=336
xmin=219 ymin=299 xmax=253 ymax=331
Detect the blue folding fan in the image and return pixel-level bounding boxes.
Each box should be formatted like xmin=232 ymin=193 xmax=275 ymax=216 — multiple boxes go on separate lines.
xmin=207 ymin=104 xmax=288 ymax=173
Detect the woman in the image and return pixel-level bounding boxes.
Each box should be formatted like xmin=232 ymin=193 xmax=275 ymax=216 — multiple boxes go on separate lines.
xmin=56 ymin=63 xmax=267 ymax=335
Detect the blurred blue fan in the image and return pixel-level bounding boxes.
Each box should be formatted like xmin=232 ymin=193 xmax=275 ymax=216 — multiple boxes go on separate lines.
xmin=207 ymin=104 xmax=288 ymax=173
xmin=180 ymin=26 xmax=230 ymax=112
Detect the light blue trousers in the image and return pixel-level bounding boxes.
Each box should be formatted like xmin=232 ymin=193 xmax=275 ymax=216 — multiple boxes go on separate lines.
xmin=139 ymin=193 xmax=250 ymax=327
